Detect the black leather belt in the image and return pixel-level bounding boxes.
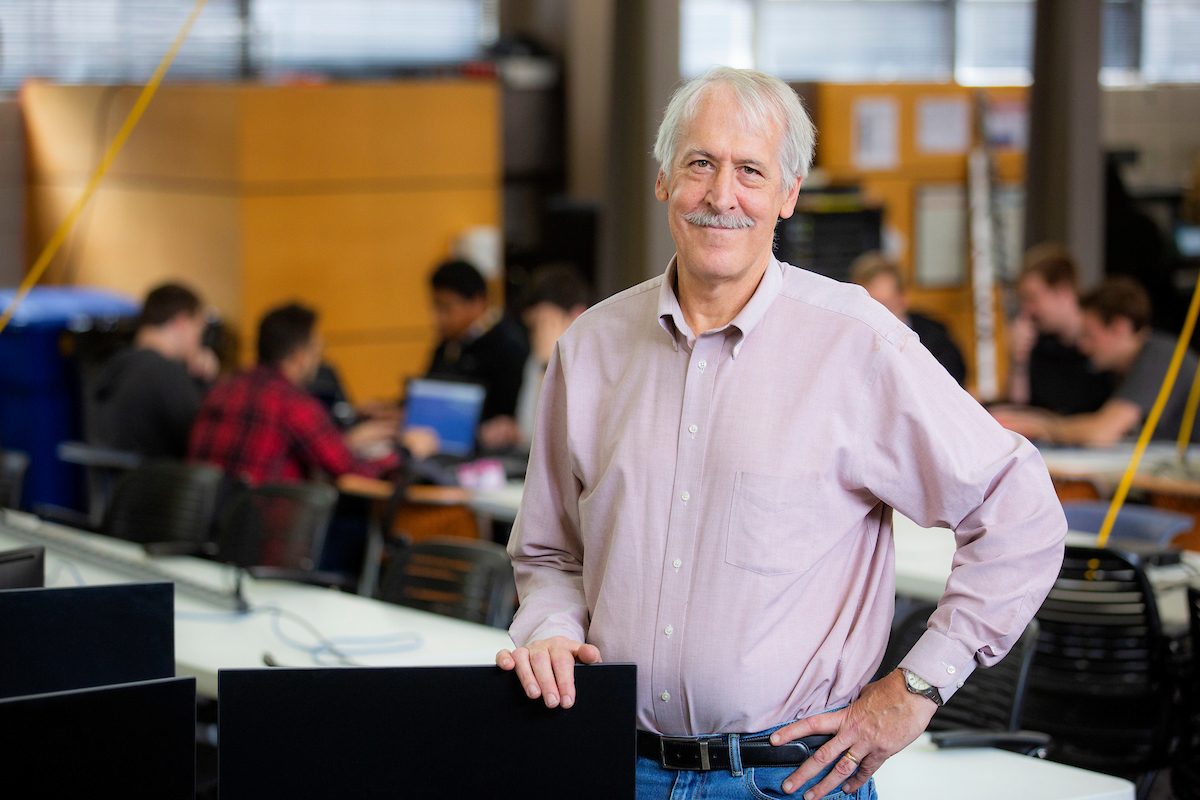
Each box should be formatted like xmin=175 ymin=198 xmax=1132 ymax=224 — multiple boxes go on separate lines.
xmin=637 ymin=730 xmax=834 ymax=772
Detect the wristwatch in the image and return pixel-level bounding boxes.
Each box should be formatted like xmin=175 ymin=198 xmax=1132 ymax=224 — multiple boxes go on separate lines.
xmin=900 ymin=668 xmax=944 ymax=707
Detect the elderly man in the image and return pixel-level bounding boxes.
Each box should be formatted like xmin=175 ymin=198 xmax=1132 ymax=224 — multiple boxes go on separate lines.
xmin=497 ymin=67 xmax=1065 ymax=799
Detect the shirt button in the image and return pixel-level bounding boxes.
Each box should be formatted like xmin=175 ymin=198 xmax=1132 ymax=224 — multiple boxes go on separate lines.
xmin=947 ymin=666 xmax=956 ymax=675
xmin=697 ymin=360 xmax=707 ymax=371
xmin=673 ymin=558 xmax=682 ymax=568
xmin=664 ymin=625 xmax=674 ymax=636
xmin=681 ymin=491 xmax=690 ymax=502
xmin=661 ymin=691 xmax=671 ymax=702
xmin=957 ymin=681 xmax=965 ymax=689
xmin=688 ymin=424 xmax=698 ymax=434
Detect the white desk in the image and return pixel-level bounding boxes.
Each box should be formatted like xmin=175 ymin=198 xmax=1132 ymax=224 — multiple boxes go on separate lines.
xmin=877 ymin=735 xmax=1133 ymax=800
xmin=469 ymin=480 xmax=525 ymax=524
xmin=0 ymin=512 xmax=514 ymax=698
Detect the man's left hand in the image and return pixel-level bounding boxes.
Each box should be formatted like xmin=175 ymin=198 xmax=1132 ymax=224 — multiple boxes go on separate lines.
xmin=769 ymin=669 xmax=937 ymax=798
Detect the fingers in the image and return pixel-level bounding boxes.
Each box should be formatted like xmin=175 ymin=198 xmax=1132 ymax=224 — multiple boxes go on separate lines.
xmin=551 ymin=647 xmax=578 ymax=709
xmin=799 ymin=749 xmax=867 ymax=800
xmin=528 ymin=645 xmax=561 ymax=707
xmin=496 ymin=649 xmax=515 ymax=670
xmin=840 ymin=753 xmax=884 ymax=794
xmin=771 ymin=709 xmax=842 ymax=745
xmin=510 ymin=647 xmax=541 ymax=700
xmin=505 ymin=638 xmax=600 ymax=709
xmin=781 ymin=732 xmax=851 ymax=794
xmin=576 ymin=643 xmax=603 ymax=664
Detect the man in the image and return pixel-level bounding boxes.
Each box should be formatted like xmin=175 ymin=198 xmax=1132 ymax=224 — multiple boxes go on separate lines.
xmin=479 ymin=264 xmax=592 ymax=449
xmin=1006 ymin=245 xmax=1113 ymax=415
xmin=995 ymin=277 xmax=1198 ymax=447
xmin=94 ymin=283 xmax=219 ymax=458
xmin=426 ymin=259 xmax=529 ymax=425
xmin=849 ymin=252 xmax=966 ymax=386
xmin=190 ymin=303 xmax=435 ymax=485
xmin=497 ymin=67 xmax=1065 ymax=799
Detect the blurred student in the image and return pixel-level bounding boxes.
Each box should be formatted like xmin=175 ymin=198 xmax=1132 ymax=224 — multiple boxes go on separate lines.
xmin=850 ymin=252 xmax=966 ymax=386
xmin=1007 ymin=245 xmax=1114 ymax=414
xmin=190 ymin=303 xmax=436 ymax=484
xmin=994 ymin=278 xmax=1199 ymax=447
xmin=426 ymin=260 xmax=529 ymax=428
xmin=479 ymin=264 xmax=592 ymax=448
xmin=94 ymin=283 xmax=219 ymax=458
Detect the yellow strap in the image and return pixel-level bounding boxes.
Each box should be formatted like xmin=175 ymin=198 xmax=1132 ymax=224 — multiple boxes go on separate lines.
xmin=1098 ymin=272 xmax=1200 ymax=547
xmin=0 ymin=0 xmax=209 ymax=335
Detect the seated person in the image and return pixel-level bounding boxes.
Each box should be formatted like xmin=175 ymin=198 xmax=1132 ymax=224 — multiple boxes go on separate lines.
xmin=93 ymin=283 xmax=219 ymax=458
xmin=1007 ymin=244 xmax=1114 ymax=414
xmin=849 ymin=252 xmax=966 ymax=386
xmin=426 ymin=260 xmax=529 ymax=426
xmin=480 ymin=264 xmax=592 ymax=449
xmin=190 ymin=303 xmax=436 ymax=484
xmin=994 ymin=277 xmax=1200 ymax=447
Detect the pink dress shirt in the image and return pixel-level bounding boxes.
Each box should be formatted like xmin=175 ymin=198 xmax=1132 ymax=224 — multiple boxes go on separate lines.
xmin=508 ymin=257 xmax=1066 ymax=736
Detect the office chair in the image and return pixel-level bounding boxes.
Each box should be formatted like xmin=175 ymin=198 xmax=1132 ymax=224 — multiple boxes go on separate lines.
xmin=1172 ymin=587 xmax=1200 ymax=800
xmin=0 ymin=449 xmax=30 ymax=510
xmin=56 ymin=441 xmax=141 ymax=527
xmin=1061 ymin=500 xmax=1193 ymax=546
xmin=874 ymin=603 xmax=1047 ymax=754
xmin=377 ymin=537 xmax=516 ymax=629
xmin=1050 ymin=475 xmax=1103 ymax=502
xmin=1021 ymin=545 xmax=1182 ymax=798
xmin=216 ymin=481 xmax=345 ymax=589
xmin=102 ymin=460 xmax=224 ymax=555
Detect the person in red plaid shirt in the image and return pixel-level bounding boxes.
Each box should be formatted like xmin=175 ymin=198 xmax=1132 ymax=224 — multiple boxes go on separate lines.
xmin=189 ymin=303 xmax=437 ymax=485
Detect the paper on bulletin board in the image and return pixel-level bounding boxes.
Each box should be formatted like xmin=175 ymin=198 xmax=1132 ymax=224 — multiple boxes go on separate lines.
xmin=915 ymin=185 xmax=967 ymax=287
xmin=853 ymin=97 xmax=899 ymax=171
xmin=916 ymin=97 xmax=970 ymax=154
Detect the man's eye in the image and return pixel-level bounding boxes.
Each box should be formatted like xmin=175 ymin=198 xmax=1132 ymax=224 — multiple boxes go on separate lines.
xmin=692 ymin=160 xmax=710 ymax=168
xmin=741 ymin=166 xmax=761 ymax=176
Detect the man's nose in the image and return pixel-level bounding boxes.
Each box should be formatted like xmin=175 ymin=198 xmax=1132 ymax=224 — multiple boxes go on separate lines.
xmin=705 ymin=165 xmax=738 ymax=211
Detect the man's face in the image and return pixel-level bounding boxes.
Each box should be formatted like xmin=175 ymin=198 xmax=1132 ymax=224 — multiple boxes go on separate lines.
xmin=1018 ymin=275 xmax=1076 ymax=334
xmin=298 ymin=330 xmax=324 ymax=386
xmin=654 ymin=85 xmax=802 ymax=285
xmin=863 ymin=274 xmax=907 ymax=319
xmin=1078 ymin=311 xmax=1129 ymax=371
xmin=166 ymin=311 xmax=206 ymax=359
xmin=433 ymin=289 xmax=487 ymax=341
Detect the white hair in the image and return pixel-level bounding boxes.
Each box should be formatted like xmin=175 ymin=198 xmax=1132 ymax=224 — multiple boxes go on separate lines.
xmin=653 ymin=66 xmax=816 ymax=188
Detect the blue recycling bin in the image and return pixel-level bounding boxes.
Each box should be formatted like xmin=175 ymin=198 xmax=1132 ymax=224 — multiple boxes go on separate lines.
xmin=0 ymin=286 xmax=139 ymax=511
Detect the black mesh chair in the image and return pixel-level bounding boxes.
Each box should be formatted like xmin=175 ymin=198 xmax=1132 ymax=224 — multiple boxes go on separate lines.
xmin=1173 ymin=588 xmax=1200 ymax=800
xmin=874 ymin=603 xmax=1046 ymax=753
xmin=101 ymin=461 xmax=224 ymax=555
xmin=1021 ymin=545 xmax=1181 ymax=795
xmin=216 ymin=481 xmax=344 ymax=589
xmin=377 ymin=537 xmax=516 ymax=629
xmin=56 ymin=441 xmax=141 ymax=527
xmin=0 ymin=449 xmax=29 ymax=510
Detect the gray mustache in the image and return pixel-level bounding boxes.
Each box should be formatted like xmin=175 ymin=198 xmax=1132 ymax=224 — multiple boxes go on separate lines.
xmin=683 ymin=209 xmax=756 ymax=229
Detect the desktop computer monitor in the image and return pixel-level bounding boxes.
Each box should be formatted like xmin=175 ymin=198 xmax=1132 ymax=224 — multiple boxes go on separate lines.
xmin=219 ymin=663 xmax=636 ymax=799
xmin=0 ymin=546 xmax=43 ymax=589
xmin=0 ymin=676 xmax=195 ymax=800
xmin=405 ymin=379 xmax=487 ymax=457
xmin=0 ymin=582 xmax=174 ymax=698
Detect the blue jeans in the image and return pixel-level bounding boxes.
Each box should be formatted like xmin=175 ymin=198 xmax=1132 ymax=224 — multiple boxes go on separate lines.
xmin=636 ymin=721 xmax=878 ymax=800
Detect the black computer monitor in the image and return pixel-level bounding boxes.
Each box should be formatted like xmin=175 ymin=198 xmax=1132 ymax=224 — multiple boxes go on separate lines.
xmin=0 ymin=545 xmax=43 ymax=589
xmin=0 ymin=676 xmax=195 ymax=800
xmin=0 ymin=581 xmax=174 ymax=699
xmin=219 ymin=663 xmax=637 ymax=800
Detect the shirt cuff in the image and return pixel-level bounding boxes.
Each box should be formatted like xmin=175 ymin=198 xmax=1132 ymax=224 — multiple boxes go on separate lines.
xmin=896 ymin=628 xmax=978 ymax=703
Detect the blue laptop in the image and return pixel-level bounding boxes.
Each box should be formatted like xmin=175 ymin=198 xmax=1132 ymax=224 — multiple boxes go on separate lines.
xmin=404 ymin=379 xmax=487 ymax=457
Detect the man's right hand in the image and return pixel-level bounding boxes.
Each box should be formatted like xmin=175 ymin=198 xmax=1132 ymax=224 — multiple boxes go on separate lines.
xmin=496 ymin=637 xmax=602 ymax=709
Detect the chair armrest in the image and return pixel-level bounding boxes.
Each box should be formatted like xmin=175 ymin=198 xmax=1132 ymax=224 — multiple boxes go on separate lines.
xmin=32 ymin=503 xmax=98 ymax=532
xmin=930 ymin=729 xmax=1052 ymax=757
xmin=56 ymin=442 xmax=141 ymax=470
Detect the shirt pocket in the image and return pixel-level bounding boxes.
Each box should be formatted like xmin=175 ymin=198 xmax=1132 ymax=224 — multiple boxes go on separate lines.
xmin=725 ymin=471 xmax=816 ymax=576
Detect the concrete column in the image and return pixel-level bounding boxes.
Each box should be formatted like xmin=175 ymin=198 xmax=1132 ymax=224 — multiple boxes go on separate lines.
xmin=1024 ymin=0 xmax=1104 ymax=287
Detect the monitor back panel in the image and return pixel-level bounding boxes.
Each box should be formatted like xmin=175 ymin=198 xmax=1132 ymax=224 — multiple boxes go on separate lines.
xmin=0 ymin=581 xmax=174 ymax=698
xmin=0 ymin=676 xmax=195 ymax=800
xmin=0 ymin=545 xmax=44 ymax=589
xmin=220 ymin=663 xmax=636 ymax=800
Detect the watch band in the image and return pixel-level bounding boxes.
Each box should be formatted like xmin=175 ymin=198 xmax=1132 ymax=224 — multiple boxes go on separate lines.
xmin=901 ymin=668 xmax=945 ymax=707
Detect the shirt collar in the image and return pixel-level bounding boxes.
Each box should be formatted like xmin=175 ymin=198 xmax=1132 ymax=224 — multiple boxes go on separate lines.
xmin=656 ymin=254 xmax=784 ymax=358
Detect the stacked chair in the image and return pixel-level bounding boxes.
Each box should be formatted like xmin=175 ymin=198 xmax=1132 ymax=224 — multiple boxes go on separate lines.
xmin=377 ymin=536 xmax=516 ymax=629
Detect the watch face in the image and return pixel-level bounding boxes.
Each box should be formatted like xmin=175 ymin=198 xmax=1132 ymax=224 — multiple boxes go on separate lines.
xmin=905 ymin=671 xmax=932 ymax=692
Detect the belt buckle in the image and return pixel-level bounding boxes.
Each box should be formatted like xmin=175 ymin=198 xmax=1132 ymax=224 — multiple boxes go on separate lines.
xmin=659 ymin=736 xmax=711 ymax=771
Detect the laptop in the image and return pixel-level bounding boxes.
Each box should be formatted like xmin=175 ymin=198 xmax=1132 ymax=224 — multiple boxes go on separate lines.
xmin=405 ymin=378 xmax=488 ymax=458
xmin=219 ymin=663 xmax=637 ymax=799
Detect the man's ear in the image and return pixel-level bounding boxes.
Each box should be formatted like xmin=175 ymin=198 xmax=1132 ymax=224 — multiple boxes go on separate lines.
xmin=654 ymin=170 xmax=669 ymax=203
xmin=778 ymin=176 xmax=803 ymax=220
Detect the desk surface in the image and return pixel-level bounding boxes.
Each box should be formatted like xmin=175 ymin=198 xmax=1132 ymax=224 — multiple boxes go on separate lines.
xmin=877 ymin=735 xmax=1133 ymax=800
xmin=0 ymin=512 xmax=513 ymax=698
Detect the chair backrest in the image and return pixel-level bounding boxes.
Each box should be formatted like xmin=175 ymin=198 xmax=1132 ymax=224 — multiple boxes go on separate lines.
xmin=217 ymin=481 xmax=339 ymax=572
xmin=1061 ymin=500 xmax=1193 ymax=545
xmin=0 ymin=449 xmax=29 ymax=509
xmin=875 ymin=603 xmax=1038 ymax=732
xmin=1051 ymin=475 xmax=1102 ymax=502
xmin=102 ymin=460 xmax=224 ymax=547
xmin=378 ymin=537 xmax=516 ymax=629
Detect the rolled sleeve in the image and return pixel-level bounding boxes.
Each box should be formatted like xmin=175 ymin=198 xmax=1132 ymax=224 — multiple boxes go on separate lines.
xmin=506 ymin=346 xmax=590 ymax=647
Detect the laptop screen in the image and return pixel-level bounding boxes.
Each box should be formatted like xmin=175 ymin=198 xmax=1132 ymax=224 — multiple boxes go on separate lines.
xmin=405 ymin=379 xmax=487 ymax=457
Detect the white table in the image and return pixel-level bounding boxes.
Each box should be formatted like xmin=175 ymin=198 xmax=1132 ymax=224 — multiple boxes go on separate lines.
xmin=877 ymin=735 xmax=1133 ymax=800
xmin=469 ymin=480 xmax=525 ymax=524
xmin=0 ymin=511 xmax=514 ymax=698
